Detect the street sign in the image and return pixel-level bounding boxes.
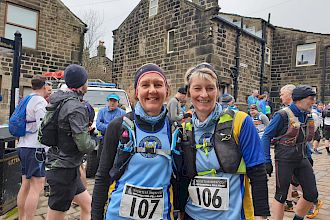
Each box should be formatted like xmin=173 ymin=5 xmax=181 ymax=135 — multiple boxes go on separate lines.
xmin=0 ymin=37 xmax=14 ymax=50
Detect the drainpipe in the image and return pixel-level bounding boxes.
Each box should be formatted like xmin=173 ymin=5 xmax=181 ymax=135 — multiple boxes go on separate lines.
xmin=231 ymin=18 xmax=242 ymax=101
xmin=321 ymin=45 xmax=330 ymax=102
xmin=78 ymin=25 xmax=88 ymax=64
xmin=260 ymin=20 xmax=266 ymax=93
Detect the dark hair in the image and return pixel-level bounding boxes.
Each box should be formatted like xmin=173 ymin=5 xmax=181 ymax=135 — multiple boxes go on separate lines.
xmin=31 ymin=76 xmax=47 ymax=90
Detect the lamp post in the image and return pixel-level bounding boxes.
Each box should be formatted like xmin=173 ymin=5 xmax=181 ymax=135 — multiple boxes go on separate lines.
xmin=9 ymin=31 xmax=22 ymax=116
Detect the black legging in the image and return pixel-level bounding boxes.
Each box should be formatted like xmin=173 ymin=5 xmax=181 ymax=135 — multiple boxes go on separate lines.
xmin=274 ymin=158 xmax=318 ymax=203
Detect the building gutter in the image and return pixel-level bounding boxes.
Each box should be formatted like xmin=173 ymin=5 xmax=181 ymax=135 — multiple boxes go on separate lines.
xmin=260 ymin=20 xmax=267 ymax=93
xmin=321 ymin=45 xmax=330 ymax=102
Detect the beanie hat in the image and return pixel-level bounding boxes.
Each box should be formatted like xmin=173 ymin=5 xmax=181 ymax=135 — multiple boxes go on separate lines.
xmin=134 ymin=63 xmax=166 ymax=89
xmin=221 ymin=93 xmax=234 ymax=103
xmin=178 ymin=87 xmax=187 ymax=95
xmin=64 ymin=64 xmax=88 ymax=89
xmin=292 ymin=85 xmax=316 ymax=101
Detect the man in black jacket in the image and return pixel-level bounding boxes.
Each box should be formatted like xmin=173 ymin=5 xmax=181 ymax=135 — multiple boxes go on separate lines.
xmin=45 ymin=64 xmax=96 ymax=220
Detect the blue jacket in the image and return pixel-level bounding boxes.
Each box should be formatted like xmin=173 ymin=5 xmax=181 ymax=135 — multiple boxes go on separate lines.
xmin=96 ymin=107 xmax=126 ymax=135
xmin=248 ymin=95 xmax=258 ymax=106
xmin=261 ymin=103 xmax=310 ymax=163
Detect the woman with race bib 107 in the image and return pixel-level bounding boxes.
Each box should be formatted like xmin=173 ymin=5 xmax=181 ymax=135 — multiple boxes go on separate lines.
xmin=92 ymin=64 xmax=175 ymax=220
xmin=178 ymin=63 xmax=270 ymax=220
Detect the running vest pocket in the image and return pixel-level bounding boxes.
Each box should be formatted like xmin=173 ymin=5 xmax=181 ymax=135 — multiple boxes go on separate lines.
xmin=213 ymin=111 xmax=242 ymax=174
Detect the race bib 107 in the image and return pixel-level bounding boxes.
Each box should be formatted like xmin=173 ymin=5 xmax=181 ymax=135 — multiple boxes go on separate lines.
xmin=119 ymin=184 xmax=164 ymax=220
xmin=188 ymin=176 xmax=229 ymax=211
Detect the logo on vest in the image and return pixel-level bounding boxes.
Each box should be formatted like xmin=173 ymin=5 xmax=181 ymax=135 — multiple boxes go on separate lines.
xmin=139 ymin=136 xmax=162 ymax=158
xmin=198 ymin=133 xmax=214 ymax=152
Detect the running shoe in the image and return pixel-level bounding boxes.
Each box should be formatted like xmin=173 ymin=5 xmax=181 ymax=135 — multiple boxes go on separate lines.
xmin=306 ymin=208 xmax=318 ymax=219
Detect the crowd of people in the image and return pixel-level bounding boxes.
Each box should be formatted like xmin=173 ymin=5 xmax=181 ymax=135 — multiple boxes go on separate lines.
xmin=9 ymin=62 xmax=330 ymax=220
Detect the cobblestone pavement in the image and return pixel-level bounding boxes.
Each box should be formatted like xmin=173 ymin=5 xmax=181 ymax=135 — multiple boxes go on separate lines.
xmin=1 ymin=147 xmax=329 ymax=220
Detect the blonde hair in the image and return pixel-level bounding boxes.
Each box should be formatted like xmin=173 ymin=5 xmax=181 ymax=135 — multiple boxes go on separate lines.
xmin=280 ymin=84 xmax=296 ymax=94
xmin=184 ymin=63 xmax=218 ymax=89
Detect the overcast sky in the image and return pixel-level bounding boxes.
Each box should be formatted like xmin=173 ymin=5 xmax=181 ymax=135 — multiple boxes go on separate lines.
xmin=61 ymin=0 xmax=330 ymax=58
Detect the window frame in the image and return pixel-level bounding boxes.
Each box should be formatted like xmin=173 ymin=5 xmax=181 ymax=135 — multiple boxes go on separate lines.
xmin=295 ymin=43 xmax=317 ymax=67
xmin=167 ymin=29 xmax=175 ymax=54
xmin=149 ymin=0 xmax=159 ymax=17
xmin=4 ymin=3 xmax=39 ymax=49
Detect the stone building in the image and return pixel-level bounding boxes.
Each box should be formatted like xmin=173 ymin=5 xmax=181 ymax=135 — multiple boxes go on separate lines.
xmin=85 ymin=41 xmax=113 ymax=83
xmin=112 ymin=0 xmax=330 ymax=106
xmin=0 ymin=0 xmax=86 ymax=123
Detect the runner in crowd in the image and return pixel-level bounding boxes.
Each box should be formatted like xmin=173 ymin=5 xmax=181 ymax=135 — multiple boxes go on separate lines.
xmin=45 ymin=64 xmax=97 ymax=220
xmin=311 ymin=102 xmax=324 ymax=154
xmin=16 ymin=76 xmax=50 ymax=220
xmin=249 ymin=104 xmax=270 ymax=139
xmin=220 ymin=93 xmax=239 ymax=111
xmin=92 ymin=63 xmax=175 ymax=220
xmin=178 ymin=63 xmax=270 ymax=220
xmin=96 ymin=93 xmax=126 ymax=157
xmin=262 ymin=85 xmax=319 ymax=220
xmin=257 ymin=94 xmax=267 ymax=115
xmin=167 ymin=87 xmax=187 ymax=124
xmin=323 ymin=104 xmax=330 ymax=155
xmin=247 ymin=89 xmax=259 ymax=107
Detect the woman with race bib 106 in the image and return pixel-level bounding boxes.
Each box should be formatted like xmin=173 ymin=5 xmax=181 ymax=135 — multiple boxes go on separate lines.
xmin=92 ymin=64 xmax=175 ymax=220
xmin=178 ymin=63 xmax=270 ymax=220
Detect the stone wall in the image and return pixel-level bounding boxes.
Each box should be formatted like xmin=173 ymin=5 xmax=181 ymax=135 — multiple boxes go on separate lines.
xmin=112 ymin=0 xmax=272 ymax=103
xmin=113 ymin=0 xmax=220 ymax=96
xmin=0 ymin=0 xmax=86 ymax=123
xmin=271 ymin=27 xmax=330 ymax=108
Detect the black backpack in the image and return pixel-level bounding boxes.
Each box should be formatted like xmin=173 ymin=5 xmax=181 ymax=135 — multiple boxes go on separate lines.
xmin=38 ymin=97 xmax=75 ymax=146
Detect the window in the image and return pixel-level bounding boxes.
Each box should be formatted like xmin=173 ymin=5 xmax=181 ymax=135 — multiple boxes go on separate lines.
xmin=149 ymin=0 xmax=158 ymax=17
xmin=5 ymin=4 xmax=39 ymax=49
xmin=265 ymin=47 xmax=271 ymax=65
xmin=296 ymin=43 xmax=316 ymax=67
xmin=167 ymin=29 xmax=175 ymax=53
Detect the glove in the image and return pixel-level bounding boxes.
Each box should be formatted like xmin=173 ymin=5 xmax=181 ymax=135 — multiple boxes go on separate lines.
xmin=265 ymin=163 xmax=273 ymax=177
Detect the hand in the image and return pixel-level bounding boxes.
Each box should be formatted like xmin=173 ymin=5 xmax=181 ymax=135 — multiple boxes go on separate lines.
xmin=265 ymin=163 xmax=273 ymax=177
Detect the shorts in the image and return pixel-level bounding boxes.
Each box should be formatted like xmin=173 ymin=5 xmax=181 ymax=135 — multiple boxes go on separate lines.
xmin=313 ymin=128 xmax=321 ymax=142
xmin=46 ymin=167 xmax=86 ymax=212
xmin=324 ymin=125 xmax=330 ymax=140
xmin=275 ymin=159 xmax=318 ymax=203
xmin=291 ymin=157 xmax=314 ymax=187
xmin=17 ymin=147 xmax=46 ymax=179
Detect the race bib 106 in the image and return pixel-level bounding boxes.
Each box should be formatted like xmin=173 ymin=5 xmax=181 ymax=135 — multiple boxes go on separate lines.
xmin=188 ymin=176 xmax=229 ymax=211
xmin=119 ymin=184 xmax=164 ymax=220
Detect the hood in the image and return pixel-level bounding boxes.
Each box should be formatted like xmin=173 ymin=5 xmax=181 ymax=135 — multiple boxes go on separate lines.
xmin=49 ymin=90 xmax=82 ymax=106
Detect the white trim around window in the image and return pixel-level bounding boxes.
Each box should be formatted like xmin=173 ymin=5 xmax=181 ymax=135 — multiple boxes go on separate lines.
xmin=296 ymin=43 xmax=317 ymax=67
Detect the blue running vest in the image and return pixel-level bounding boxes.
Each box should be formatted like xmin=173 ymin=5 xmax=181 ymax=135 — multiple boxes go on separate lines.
xmin=105 ymin=119 xmax=173 ymax=220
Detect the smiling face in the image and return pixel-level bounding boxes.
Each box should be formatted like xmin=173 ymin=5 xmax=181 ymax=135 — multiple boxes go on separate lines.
xmin=136 ymin=72 xmax=168 ymax=116
xmin=189 ymin=75 xmax=218 ymax=121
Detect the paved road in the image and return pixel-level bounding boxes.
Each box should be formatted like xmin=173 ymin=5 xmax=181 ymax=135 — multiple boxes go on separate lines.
xmin=1 ymin=147 xmax=329 ymax=220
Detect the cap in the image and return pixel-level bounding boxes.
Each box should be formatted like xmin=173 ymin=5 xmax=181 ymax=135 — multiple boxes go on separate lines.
xmin=178 ymin=87 xmax=187 ymax=95
xmin=64 ymin=64 xmax=88 ymax=89
xmin=292 ymin=85 xmax=316 ymax=101
xmin=134 ymin=63 xmax=166 ymax=89
xmin=107 ymin=93 xmax=120 ymax=101
xmin=221 ymin=93 xmax=234 ymax=103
